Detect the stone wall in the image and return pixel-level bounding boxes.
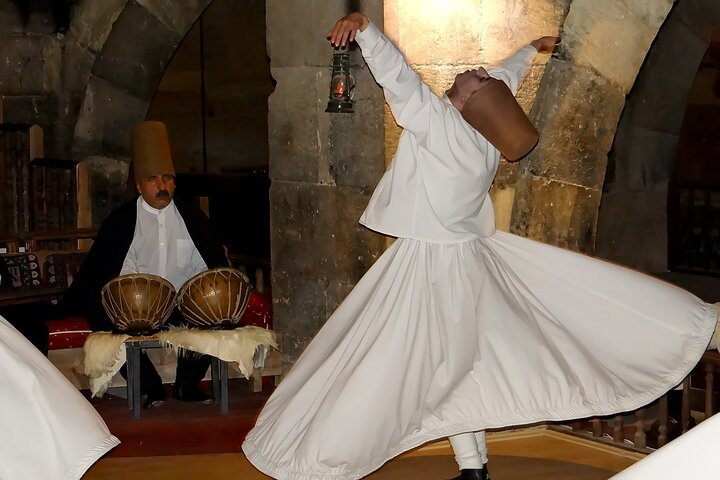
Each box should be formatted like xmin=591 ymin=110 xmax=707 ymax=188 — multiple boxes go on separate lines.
xmin=265 ymin=0 xmax=386 ymax=365
xmin=0 ymin=1 xmax=65 ymax=157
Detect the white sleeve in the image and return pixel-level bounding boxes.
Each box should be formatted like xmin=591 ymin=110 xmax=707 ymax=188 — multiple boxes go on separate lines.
xmin=355 ymin=21 xmax=446 ymax=137
xmin=120 ymin=245 xmax=137 ymax=275
xmin=190 ymin=247 xmax=208 ymax=277
xmin=486 ymin=45 xmax=538 ymax=94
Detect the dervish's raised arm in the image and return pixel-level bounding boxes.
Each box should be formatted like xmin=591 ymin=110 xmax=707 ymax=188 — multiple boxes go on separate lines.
xmin=328 ymin=13 xmax=449 ymax=136
xmin=327 ymin=13 xmax=558 ymax=137
xmin=489 ymin=36 xmax=558 ymax=94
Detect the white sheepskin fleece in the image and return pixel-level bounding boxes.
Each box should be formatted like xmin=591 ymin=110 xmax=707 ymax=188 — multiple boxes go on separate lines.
xmin=158 ymin=326 xmax=278 ymax=378
xmin=83 ymin=332 xmax=130 ymax=397
xmin=82 ymin=326 xmax=278 ymax=397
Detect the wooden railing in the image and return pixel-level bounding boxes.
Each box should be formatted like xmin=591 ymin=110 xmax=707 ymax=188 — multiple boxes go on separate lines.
xmin=550 ymin=350 xmax=720 ymax=452
xmin=0 ymin=228 xmax=97 ymax=253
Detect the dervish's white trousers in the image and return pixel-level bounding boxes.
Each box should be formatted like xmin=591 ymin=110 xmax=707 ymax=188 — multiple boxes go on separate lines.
xmin=449 ymin=431 xmax=487 ymax=470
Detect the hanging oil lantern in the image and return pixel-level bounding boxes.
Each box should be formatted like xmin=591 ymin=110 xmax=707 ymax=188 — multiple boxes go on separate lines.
xmin=325 ymin=52 xmax=355 ymax=113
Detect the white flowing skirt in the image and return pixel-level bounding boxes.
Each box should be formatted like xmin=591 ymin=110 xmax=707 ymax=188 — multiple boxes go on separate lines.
xmin=243 ymin=232 xmax=717 ymax=480
xmin=0 ymin=315 xmax=119 ymax=480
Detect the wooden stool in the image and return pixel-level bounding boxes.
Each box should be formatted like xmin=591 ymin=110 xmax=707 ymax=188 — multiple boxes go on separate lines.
xmin=125 ymin=338 xmax=229 ymax=420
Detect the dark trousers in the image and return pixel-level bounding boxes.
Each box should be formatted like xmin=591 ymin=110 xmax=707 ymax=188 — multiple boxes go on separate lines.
xmin=118 ymin=351 xmax=211 ymax=395
xmin=116 ymin=309 xmax=211 ymax=395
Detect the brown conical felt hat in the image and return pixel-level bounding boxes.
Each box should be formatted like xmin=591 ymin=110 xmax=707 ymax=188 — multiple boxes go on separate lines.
xmin=461 ymin=78 xmax=539 ymax=161
xmin=131 ymin=121 xmax=175 ymax=183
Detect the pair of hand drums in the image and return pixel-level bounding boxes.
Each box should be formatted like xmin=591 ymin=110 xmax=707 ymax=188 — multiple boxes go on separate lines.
xmin=101 ymin=268 xmax=253 ymax=334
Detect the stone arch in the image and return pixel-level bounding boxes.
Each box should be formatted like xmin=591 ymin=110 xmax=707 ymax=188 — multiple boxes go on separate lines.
xmin=67 ymin=0 xmax=213 ymax=161
xmin=57 ymin=1 xmax=213 ymax=223
xmin=595 ymin=0 xmax=720 ymax=271
xmin=508 ymin=0 xmax=678 ymax=253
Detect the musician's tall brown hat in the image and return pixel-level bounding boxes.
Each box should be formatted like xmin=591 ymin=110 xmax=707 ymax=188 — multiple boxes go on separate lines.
xmin=460 ymin=78 xmax=539 ymax=161
xmin=131 ymin=120 xmax=175 ymax=183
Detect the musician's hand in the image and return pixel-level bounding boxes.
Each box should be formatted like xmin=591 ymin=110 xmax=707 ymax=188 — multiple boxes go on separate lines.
xmin=327 ymin=12 xmax=369 ymax=48
xmin=530 ymin=36 xmax=560 ymax=54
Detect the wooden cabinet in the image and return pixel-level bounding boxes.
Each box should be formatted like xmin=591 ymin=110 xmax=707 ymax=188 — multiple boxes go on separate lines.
xmin=0 ymin=124 xmax=42 ymax=237
xmin=29 ymin=157 xmax=79 ymax=235
xmin=1 ymin=124 xmax=84 ymax=251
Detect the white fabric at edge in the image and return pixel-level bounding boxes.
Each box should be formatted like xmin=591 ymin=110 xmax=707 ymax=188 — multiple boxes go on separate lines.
xmin=609 ymin=412 xmax=720 ymax=479
xmin=0 ymin=315 xmax=119 ymax=480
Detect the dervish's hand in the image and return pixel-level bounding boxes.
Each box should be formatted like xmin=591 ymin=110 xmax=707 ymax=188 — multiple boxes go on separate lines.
xmin=327 ymin=12 xmax=369 ymax=48
xmin=530 ymin=36 xmax=561 ymax=54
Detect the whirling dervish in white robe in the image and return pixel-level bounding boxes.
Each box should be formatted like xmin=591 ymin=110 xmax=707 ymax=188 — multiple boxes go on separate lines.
xmin=242 ymin=19 xmax=719 ymax=480
xmin=0 ymin=314 xmax=119 ymax=479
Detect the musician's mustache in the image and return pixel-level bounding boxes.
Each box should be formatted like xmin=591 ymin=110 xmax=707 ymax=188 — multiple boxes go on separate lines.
xmin=156 ymin=190 xmax=170 ymax=199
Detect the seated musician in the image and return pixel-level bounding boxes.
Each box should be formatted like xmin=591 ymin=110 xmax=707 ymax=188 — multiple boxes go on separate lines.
xmin=59 ymin=120 xmax=229 ymax=408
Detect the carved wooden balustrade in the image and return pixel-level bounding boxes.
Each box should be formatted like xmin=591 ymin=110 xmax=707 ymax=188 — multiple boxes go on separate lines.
xmin=668 ymin=182 xmax=720 ymax=276
xmin=549 ymin=350 xmax=720 ymax=452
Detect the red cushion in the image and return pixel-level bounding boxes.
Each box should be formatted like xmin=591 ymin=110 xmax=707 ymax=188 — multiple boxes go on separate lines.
xmin=240 ymin=291 xmax=273 ymax=329
xmin=45 ymin=316 xmax=92 ymax=350
xmin=42 ymin=295 xmax=272 ymax=349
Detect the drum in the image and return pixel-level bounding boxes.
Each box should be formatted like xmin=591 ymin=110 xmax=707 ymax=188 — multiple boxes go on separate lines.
xmin=101 ymin=273 xmax=176 ymax=333
xmin=177 ymin=267 xmax=253 ymax=329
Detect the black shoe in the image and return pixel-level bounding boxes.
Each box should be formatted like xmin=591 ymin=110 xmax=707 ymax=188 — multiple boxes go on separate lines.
xmin=450 ymin=465 xmax=489 ymax=480
xmin=173 ymin=385 xmax=213 ymax=404
xmin=142 ymin=387 xmax=166 ymax=409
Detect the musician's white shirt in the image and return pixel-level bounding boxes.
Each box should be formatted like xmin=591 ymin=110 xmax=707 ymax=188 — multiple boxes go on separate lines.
xmin=121 ymin=197 xmax=207 ymax=290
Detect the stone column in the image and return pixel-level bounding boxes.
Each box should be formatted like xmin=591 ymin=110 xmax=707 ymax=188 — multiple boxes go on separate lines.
xmin=510 ymin=0 xmax=676 ymax=253
xmin=266 ymin=0 xmax=386 ymax=366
